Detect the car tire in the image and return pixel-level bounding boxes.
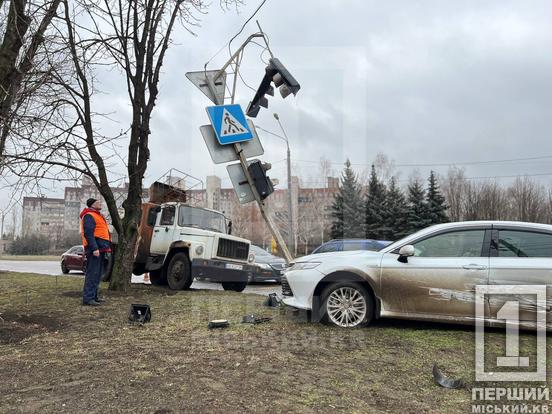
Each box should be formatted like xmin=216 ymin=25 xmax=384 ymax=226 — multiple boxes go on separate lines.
xmin=149 ymin=269 xmax=167 ymax=286
xmin=61 ymin=261 xmax=70 ymax=274
xmin=222 ymin=281 xmax=247 ymax=292
xmin=166 ymin=252 xmax=192 ymax=290
xmin=320 ymin=282 xmax=373 ymax=328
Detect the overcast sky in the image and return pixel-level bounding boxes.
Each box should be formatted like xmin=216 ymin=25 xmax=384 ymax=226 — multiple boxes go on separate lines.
xmin=3 ymin=0 xmax=552 ymax=221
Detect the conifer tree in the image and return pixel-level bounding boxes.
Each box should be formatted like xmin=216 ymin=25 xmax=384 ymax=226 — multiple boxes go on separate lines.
xmin=383 ymin=177 xmax=409 ymax=240
xmin=330 ymin=160 xmax=365 ymax=238
xmin=406 ymin=179 xmax=431 ymax=233
xmin=365 ymin=165 xmax=387 ymax=239
xmin=426 ymin=170 xmax=449 ymax=224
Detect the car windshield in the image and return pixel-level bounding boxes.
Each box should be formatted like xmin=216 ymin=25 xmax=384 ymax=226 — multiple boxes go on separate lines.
xmin=178 ymin=205 xmax=226 ymax=233
xmin=251 ymin=245 xmax=271 ymax=256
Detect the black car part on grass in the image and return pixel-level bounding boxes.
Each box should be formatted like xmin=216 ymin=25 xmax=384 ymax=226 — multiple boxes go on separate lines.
xmin=128 ymin=304 xmax=151 ymax=324
xmin=263 ymin=293 xmax=282 ymax=307
xmin=432 ymin=363 xmax=465 ymax=389
xmin=242 ymin=314 xmax=272 ymax=324
xmin=208 ymin=319 xmax=230 ymax=329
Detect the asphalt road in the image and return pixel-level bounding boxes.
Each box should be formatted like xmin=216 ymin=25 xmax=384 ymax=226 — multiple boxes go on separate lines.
xmin=0 ymin=260 xmax=280 ymax=296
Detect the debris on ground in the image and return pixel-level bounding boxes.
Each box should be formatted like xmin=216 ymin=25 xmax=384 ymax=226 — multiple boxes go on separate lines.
xmin=432 ymin=363 xmax=465 ymax=389
xmin=208 ymin=319 xmax=230 ymax=329
xmin=263 ymin=293 xmax=282 ymax=307
xmin=128 ymin=304 xmax=152 ymax=324
xmin=242 ymin=314 xmax=272 ymax=324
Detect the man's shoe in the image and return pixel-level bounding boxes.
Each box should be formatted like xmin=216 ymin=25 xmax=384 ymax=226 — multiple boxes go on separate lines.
xmin=95 ymin=297 xmax=106 ymax=303
xmin=83 ymin=300 xmax=101 ymax=306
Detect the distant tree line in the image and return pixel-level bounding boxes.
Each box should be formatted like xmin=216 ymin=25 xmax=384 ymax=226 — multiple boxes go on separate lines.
xmin=442 ymin=167 xmax=552 ymax=223
xmin=330 ymin=160 xmax=552 ymax=242
xmin=8 ymin=232 xmax=81 ymax=255
xmin=330 ymin=160 xmax=449 ymax=241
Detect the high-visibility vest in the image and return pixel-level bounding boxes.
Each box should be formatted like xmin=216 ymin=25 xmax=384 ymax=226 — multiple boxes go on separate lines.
xmin=80 ymin=210 xmax=111 ymax=247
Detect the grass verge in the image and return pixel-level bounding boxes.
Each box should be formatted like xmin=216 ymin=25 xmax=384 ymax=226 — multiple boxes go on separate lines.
xmin=0 ymin=255 xmax=59 ymax=261
xmin=0 ymin=271 xmax=550 ymax=413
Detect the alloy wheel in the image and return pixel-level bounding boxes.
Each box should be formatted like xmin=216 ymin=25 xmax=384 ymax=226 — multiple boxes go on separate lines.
xmin=326 ymin=287 xmax=367 ymax=327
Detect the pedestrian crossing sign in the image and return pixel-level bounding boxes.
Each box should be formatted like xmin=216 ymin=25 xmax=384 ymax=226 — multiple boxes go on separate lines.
xmin=206 ymin=104 xmax=253 ymax=145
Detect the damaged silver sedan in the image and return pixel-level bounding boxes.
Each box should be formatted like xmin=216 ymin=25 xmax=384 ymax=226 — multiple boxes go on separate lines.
xmin=282 ymin=221 xmax=552 ymax=328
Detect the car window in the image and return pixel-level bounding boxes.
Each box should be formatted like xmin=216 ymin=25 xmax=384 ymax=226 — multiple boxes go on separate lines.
xmin=159 ymin=206 xmax=176 ymax=226
xmin=412 ymin=230 xmax=486 ymax=257
xmin=315 ymin=241 xmax=341 ymax=253
xmin=76 ymin=247 xmax=84 ymax=255
xmin=498 ymin=230 xmax=552 ymax=258
xmin=343 ymin=241 xmax=365 ymax=251
xmin=251 ymin=245 xmax=270 ymax=256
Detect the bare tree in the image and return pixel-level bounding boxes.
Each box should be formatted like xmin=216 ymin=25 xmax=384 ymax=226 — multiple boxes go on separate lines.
xmin=7 ymin=0 xmax=240 ymax=291
xmin=0 ymin=0 xmax=62 ymax=161
xmin=508 ymin=177 xmax=546 ymax=222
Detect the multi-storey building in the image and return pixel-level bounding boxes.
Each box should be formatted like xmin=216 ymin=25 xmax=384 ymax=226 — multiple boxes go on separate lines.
xmin=22 ymin=174 xmax=340 ymax=254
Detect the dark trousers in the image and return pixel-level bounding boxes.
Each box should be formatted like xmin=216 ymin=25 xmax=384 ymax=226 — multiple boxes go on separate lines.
xmin=83 ymin=252 xmax=105 ymax=304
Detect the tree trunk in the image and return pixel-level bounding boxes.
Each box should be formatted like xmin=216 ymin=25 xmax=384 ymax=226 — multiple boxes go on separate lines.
xmin=109 ymin=215 xmax=139 ymax=291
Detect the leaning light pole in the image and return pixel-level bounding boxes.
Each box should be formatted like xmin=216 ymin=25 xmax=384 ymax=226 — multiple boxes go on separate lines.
xmin=273 ymin=113 xmax=294 ymax=254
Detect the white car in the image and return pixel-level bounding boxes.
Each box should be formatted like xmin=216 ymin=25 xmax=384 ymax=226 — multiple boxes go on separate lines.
xmin=282 ymin=221 xmax=552 ymax=328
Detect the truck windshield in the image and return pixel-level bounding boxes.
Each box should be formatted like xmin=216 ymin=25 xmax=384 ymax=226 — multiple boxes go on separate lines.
xmin=178 ymin=205 xmax=227 ymax=233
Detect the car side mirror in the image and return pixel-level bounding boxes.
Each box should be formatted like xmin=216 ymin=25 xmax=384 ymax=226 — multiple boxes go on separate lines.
xmin=227 ymin=220 xmax=232 ymax=235
xmin=398 ymin=245 xmax=415 ymax=263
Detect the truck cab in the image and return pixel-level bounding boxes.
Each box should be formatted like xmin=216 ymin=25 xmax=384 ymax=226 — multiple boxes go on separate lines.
xmin=134 ymin=202 xmax=256 ymax=292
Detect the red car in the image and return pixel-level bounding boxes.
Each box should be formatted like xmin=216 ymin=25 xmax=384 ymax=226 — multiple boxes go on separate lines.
xmin=60 ymin=245 xmax=86 ymax=274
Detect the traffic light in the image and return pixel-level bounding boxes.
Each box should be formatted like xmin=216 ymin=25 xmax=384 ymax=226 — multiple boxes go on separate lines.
xmin=247 ymin=160 xmax=274 ymax=199
xmin=246 ymin=58 xmax=301 ymax=118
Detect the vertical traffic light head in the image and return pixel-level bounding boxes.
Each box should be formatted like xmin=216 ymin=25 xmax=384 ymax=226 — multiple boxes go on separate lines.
xmin=246 ymin=58 xmax=301 ymax=117
xmin=247 ymin=160 xmax=274 ymax=199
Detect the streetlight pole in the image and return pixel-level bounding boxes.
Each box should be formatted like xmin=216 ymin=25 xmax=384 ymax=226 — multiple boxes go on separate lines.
xmin=273 ymin=113 xmax=294 ymax=255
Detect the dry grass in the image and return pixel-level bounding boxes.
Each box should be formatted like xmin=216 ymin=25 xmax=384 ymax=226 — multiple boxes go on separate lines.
xmin=0 ymin=271 xmax=550 ymax=413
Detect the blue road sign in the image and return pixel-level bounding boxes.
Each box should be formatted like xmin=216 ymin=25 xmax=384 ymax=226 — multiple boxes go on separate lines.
xmin=206 ymin=104 xmax=253 ymax=145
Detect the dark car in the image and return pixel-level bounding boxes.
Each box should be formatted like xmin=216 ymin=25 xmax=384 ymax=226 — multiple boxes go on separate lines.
xmin=311 ymin=239 xmax=393 ymax=255
xmin=60 ymin=245 xmax=113 ymax=280
xmin=61 ymin=245 xmax=86 ymax=274
xmin=250 ymin=245 xmax=286 ymax=283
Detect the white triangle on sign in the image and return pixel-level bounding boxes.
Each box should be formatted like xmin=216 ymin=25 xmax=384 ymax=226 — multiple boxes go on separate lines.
xmin=220 ymin=108 xmax=247 ymax=137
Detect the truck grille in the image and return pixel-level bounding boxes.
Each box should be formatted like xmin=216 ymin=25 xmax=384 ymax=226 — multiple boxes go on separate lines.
xmin=281 ymin=276 xmax=293 ymax=296
xmin=217 ymin=238 xmax=249 ymax=261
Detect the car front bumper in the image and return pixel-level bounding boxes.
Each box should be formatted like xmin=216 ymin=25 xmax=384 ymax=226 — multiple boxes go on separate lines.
xmin=191 ymin=258 xmax=256 ymax=283
xmin=281 ymin=268 xmax=326 ymax=311
xmin=250 ymin=266 xmax=283 ymax=282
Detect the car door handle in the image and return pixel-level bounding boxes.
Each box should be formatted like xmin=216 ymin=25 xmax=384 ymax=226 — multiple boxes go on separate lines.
xmin=154 ymin=229 xmax=159 ymax=233
xmin=463 ymin=264 xmax=487 ymax=270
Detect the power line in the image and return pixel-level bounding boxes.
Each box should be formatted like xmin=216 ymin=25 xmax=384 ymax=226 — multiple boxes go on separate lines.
xmin=291 ymin=154 xmax=552 ymax=168
xmin=227 ymin=0 xmax=269 ymax=58
xmin=204 ymin=0 xmax=270 ymax=68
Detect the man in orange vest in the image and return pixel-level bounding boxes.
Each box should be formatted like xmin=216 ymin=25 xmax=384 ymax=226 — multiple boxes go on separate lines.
xmin=80 ymin=198 xmax=112 ymax=306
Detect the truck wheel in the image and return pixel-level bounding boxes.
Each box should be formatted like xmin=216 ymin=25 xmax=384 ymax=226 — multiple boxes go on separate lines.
xmin=222 ymin=281 xmax=247 ymax=292
xmin=166 ymin=252 xmax=192 ymax=290
xmin=149 ymin=269 xmax=167 ymax=286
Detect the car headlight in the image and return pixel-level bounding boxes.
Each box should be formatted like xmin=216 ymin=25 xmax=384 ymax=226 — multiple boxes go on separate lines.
xmin=257 ymin=263 xmax=272 ymax=270
xmin=248 ymin=253 xmax=255 ymax=263
xmin=195 ymin=245 xmax=204 ymax=255
xmin=288 ymin=262 xmax=321 ymax=271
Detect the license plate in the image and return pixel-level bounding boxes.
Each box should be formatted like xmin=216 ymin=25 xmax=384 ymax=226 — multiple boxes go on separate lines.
xmin=225 ymin=263 xmax=243 ymax=270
